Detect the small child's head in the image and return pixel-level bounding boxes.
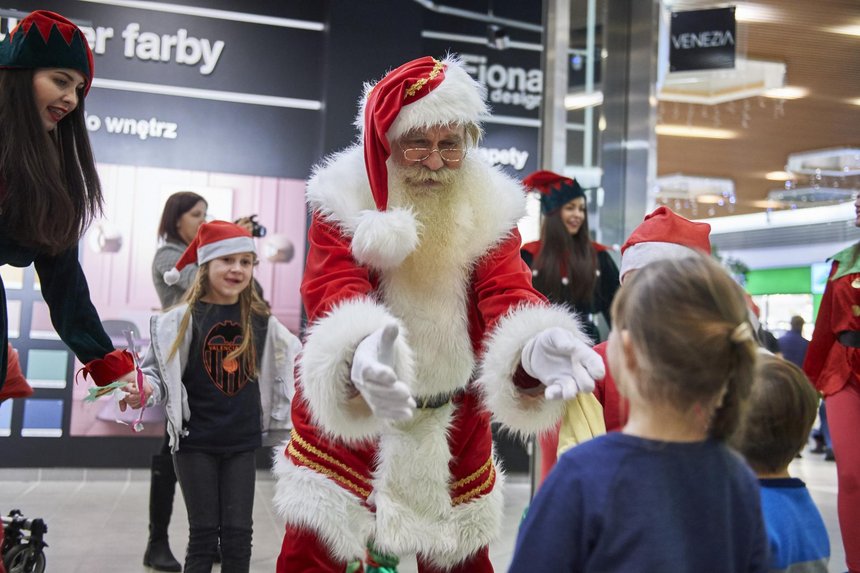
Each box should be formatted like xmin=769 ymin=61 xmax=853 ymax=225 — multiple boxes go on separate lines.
xmin=730 ymin=354 xmax=819 ymax=476
xmin=608 ymin=254 xmax=758 ymax=439
xmin=163 ymin=220 xmax=257 ymax=303
xmin=165 ymin=221 xmax=268 ymax=374
xmin=619 ymin=206 xmax=712 ymax=282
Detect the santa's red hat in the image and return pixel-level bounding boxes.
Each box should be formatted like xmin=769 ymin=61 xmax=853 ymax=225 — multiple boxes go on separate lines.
xmin=163 ymin=220 xmax=255 ymax=285
xmin=360 ymin=54 xmax=488 ymax=212
xmin=620 ymin=206 xmax=711 ymax=279
xmin=0 ymin=10 xmax=95 ymax=95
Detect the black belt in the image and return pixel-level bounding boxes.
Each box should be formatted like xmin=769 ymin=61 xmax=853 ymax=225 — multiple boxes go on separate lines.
xmin=838 ymin=331 xmax=860 ymax=348
xmin=415 ymin=389 xmax=466 ymax=409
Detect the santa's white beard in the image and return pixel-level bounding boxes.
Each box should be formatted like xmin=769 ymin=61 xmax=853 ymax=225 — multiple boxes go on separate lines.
xmin=387 ymin=162 xmax=471 ymax=240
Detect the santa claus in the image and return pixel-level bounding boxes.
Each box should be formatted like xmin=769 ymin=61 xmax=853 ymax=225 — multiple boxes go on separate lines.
xmin=274 ymin=55 xmax=604 ymax=572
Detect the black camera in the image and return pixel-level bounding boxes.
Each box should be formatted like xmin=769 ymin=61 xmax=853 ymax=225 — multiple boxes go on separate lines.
xmin=236 ymin=214 xmax=267 ymax=238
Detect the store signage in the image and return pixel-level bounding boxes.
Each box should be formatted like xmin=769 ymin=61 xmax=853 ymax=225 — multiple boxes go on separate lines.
xmin=3 ymin=1 xmax=326 ymax=179
xmin=669 ymin=6 xmax=736 ymax=72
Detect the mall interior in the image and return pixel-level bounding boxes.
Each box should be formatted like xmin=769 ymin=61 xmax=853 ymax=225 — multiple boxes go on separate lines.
xmin=0 ymin=0 xmax=858 ymax=571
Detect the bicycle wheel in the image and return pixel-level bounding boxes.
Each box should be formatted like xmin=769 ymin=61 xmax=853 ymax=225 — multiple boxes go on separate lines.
xmin=5 ymin=544 xmax=46 ymax=573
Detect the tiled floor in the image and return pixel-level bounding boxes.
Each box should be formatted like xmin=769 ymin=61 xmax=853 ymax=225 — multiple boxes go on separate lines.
xmin=0 ymin=446 xmax=847 ymax=573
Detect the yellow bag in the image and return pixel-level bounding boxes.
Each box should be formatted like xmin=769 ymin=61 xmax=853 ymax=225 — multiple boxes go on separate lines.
xmin=556 ymin=392 xmax=606 ymax=458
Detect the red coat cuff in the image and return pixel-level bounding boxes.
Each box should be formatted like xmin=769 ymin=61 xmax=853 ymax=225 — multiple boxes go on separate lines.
xmin=81 ymin=349 xmax=135 ymax=387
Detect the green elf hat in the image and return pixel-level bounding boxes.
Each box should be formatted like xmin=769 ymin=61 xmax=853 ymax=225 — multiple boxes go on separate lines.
xmin=0 ymin=10 xmax=95 ymax=95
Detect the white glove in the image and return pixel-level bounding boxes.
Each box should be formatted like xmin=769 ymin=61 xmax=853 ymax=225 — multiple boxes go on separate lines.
xmin=350 ymin=324 xmax=416 ymax=421
xmin=521 ymin=327 xmax=605 ymax=401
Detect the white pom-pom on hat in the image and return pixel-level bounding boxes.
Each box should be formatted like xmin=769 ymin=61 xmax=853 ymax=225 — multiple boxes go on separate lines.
xmin=163 ymin=267 xmax=181 ymax=285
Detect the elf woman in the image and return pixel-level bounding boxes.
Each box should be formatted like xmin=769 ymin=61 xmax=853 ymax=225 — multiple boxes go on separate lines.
xmin=0 ymin=11 xmax=135 ymax=391
xmin=520 ymin=170 xmax=620 ymax=484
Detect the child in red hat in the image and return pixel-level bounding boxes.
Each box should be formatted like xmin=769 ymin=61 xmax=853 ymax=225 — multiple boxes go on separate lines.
xmin=0 ymin=10 xmax=134 ymax=391
xmin=549 ymin=207 xmax=713 ymax=479
xmin=121 ymin=220 xmax=300 ymax=573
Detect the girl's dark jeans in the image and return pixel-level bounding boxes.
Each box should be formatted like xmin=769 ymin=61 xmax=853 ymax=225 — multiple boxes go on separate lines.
xmin=174 ymin=449 xmax=255 ymax=573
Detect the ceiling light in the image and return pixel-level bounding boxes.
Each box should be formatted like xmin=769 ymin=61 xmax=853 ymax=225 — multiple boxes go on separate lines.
xmin=786 ymin=148 xmax=860 ymax=176
xmin=565 ymin=90 xmax=603 ymax=110
xmin=696 ymin=194 xmax=725 ymax=204
xmin=762 ymin=86 xmax=808 ymax=99
xmin=768 ymin=187 xmax=856 ymax=204
xmin=733 ymin=4 xmax=781 ymax=23
xmin=654 ymin=174 xmax=736 ymax=215
xmin=659 ymin=59 xmax=786 ymax=105
xmin=828 ymin=24 xmax=860 ymax=37
xmin=656 ymin=125 xmax=737 ymax=139
xmin=750 ymin=199 xmax=786 ymax=210
xmin=849 ymin=97 xmax=860 ymax=106
xmin=765 ymin=171 xmax=795 ymax=181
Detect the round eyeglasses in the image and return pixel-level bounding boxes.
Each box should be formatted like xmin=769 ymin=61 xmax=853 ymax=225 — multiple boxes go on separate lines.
xmin=401 ymin=147 xmax=466 ymax=163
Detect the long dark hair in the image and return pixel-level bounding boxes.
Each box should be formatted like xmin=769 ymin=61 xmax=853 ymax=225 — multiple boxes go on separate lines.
xmin=0 ymin=69 xmax=102 ymax=255
xmin=533 ymin=204 xmax=596 ymax=303
xmin=157 ymin=191 xmax=207 ymax=244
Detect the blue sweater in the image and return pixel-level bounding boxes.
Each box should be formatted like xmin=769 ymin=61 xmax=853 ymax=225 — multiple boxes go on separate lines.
xmin=759 ymin=478 xmax=829 ymax=573
xmin=509 ymin=433 xmax=769 ymax=573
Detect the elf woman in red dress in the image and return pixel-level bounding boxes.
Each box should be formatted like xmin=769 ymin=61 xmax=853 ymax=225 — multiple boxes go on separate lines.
xmin=804 ymin=193 xmax=860 ymax=573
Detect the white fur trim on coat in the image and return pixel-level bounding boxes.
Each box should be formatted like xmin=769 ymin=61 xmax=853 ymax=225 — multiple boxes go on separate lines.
xmin=477 ymin=304 xmax=591 ymax=439
xmin=271 ymin=444 xmax=373 ymax=562
xmin=352 ymin=208 xmax=421 ymax=270
xmin=373 ymin=410 xmax=506 ymax=568
xmin=299 ymin=298 xmax=415 ymax=442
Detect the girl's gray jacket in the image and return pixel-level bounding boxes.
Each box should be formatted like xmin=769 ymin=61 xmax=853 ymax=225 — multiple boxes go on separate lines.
xmin=140 ymin=304 xmax=301 ymax=453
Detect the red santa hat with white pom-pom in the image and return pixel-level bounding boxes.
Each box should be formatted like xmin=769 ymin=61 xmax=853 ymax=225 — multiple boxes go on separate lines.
xmin=163 ymin=220 xmax=255 ymax=285
xmin=619 ymin=206 xmax=711 ymax=281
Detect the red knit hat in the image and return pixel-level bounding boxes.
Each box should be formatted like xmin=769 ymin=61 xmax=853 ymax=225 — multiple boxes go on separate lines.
xmin=163 ymin=220 xmax=255 ymax=285
xmin=0 ymin=10 xmax=95 ymax=94
xmin=620 ymin=206 xmax=712 ymax=279
xmin=523 ymin=170 xmax=586 ymax=215
xmin=361 ymin=55 xmax=488 ymax=212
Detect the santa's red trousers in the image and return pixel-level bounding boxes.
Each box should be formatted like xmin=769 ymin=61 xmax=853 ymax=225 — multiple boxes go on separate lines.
xmin=277 ymin=525 xmax=493 ymax=573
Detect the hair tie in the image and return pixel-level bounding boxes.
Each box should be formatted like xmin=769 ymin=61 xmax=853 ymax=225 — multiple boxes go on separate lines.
xmin=729 ymin=322 xmax=754 ymax=344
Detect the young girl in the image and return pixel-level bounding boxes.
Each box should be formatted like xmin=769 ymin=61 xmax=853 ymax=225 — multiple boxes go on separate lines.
xmin=509 ymin=255 xmax=769 ymax=572
xmin=123 ymin=221 xmax=299 ymax=573
xmin=0 ymin=10 xmax=135 ymax=391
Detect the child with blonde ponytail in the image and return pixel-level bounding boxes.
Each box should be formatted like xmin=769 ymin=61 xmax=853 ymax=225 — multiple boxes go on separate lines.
xmin=509 ymin=254 xmax=769 ymax=572
xmin=121 ymin=221 xmax=300 ymax=573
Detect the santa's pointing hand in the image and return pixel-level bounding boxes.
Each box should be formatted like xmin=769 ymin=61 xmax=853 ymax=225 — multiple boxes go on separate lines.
xmin=521 ymin=327 xmax=605 ymax=401
xmin=351 ymin=323 xmax=416 ymax=420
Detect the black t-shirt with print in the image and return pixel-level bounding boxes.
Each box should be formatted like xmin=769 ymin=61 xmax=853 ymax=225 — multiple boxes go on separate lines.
xmin=180 ymin=301 xmax=267 ymax=453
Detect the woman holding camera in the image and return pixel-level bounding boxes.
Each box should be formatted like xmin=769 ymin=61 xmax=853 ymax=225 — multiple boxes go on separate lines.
xmin=152 ymin=192 xmax=209 ymax=310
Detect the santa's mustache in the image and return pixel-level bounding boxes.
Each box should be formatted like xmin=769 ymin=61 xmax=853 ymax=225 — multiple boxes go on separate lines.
xmin=391 ymin=163 xmax=461 ymax=188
